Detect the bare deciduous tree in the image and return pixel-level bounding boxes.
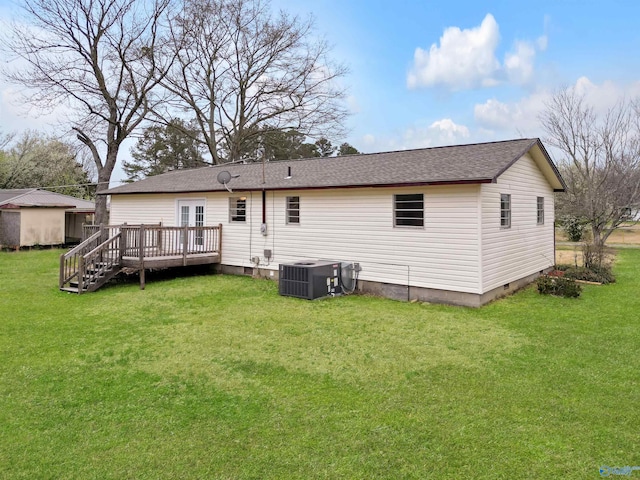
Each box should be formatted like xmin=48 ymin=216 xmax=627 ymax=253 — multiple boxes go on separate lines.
xmin=160 ymin=0 xmax=349 ymax=164
xmin=2 ymin=0 xmax=174 ymax=222
xmin=541 ymin=89 xmax=640 ymax=248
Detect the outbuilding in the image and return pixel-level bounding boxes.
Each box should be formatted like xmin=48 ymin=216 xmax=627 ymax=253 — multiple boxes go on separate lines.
xmin=0 ymin=189 xmax=95 ymax=248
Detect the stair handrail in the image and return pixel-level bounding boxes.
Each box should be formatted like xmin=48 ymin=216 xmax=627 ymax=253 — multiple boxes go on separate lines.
xmin=79 ymin=232 xmax=122 ymax=293
xmin=63 ymin=231 xmax=102 ymax=258
xmin=59 ymin=230 xmax=103 ymax=288
xmin=82 ymin=232 xmax=122 ymax=260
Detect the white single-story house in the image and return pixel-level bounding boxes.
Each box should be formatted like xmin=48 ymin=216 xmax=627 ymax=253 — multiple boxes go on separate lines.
xmin=103 ymin=138 xmax=565 ymax=306
xmin=0 ymin=189 xmax=95 ymax=248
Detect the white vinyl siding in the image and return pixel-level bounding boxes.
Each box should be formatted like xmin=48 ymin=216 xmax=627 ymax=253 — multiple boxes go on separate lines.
xmin=481 ymin=153 xmax=555 ymax=292
xmin=270 ymin=186 xmax=481 ymax=293
xmin=110 ymin=186 xmax=482 ymax=294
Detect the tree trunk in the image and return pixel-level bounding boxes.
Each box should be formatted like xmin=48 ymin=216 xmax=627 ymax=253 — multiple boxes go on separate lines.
xmin=94 ymin=148 xmax=118 ymax=225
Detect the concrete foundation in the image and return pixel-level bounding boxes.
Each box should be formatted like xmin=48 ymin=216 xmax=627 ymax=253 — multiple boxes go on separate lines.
xmin=214 ymin=262 xmax=551 ymax=307
xmin=359 ymin=268 xmax=551 ymax=307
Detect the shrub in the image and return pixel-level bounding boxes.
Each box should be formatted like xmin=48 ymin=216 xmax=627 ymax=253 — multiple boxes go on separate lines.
xmin=563 ymin=265 xmax=616 ymax=284
xmin=537 ymin=275 xmax=582 ymax=298
xmin=554 ymin=264 xmax=572 ymax=272
xmin=561 ymin=216 xmax=586 ymax=242
xmin=582 ymin=242 xmax=609 ymax=270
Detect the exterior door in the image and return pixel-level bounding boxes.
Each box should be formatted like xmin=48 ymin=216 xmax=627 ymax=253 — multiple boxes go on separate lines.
xmin=177 ymin=200 xmax=205 ymax=251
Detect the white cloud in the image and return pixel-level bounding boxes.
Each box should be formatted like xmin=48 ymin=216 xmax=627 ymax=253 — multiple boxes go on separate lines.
xmin=474 ymin=92 xmax=550 ymax=135
xmin=407 ymin=14 xmax=501 ymax=90
xmin=407 ymin=14 xmax=546 ymax=90
xmin=363 ymin=118 xmax=471 ymax=152
xmin=536 ymin=35 xmax=548 ymax=51
xmin=473 ymin=77 xmax=640 ymax=137
xmin=361 ymin=133 xmax=376 ymax=147
xmin=428 ymin=118 xmax=470 ymax=141
xmin=504 ymin=41 xmax=536 ymax=85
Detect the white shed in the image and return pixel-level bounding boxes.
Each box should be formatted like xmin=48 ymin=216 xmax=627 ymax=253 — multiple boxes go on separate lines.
xmin=103 ymin=138 xmax=565 ymax=306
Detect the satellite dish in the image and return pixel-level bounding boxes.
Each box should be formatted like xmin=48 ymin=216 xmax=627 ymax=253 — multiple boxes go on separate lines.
xmin=217 ymin=171 xmax=232 ymax=184
xmin=217 ymin=170 xmax=240 ymax=193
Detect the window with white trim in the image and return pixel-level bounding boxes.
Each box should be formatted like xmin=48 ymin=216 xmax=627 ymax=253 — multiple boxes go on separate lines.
xmin=537 ymin=196 xmax=544 ymax=225
xmin=394 ymin=193 xmax=424 ymax=227
xmin=500 ymin=194 xmax=511 ymax=228
xmin=229 ymin=197 xmax=246 ymax=222
xmin=286 ymin=196 xmax=300 ymax=224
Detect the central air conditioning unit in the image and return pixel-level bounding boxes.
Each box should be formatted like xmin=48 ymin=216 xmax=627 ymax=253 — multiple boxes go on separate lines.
xmin=279 ymin=260 xmax=342 ymax=300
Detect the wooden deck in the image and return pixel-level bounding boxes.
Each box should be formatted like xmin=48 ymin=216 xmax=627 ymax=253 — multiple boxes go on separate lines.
xmin=60 ymin=224 xmax=222 ymax=293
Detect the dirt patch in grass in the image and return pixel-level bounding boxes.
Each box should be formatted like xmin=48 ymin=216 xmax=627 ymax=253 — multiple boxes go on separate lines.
xmin=556 ymin=248 xmax=584 ymax=266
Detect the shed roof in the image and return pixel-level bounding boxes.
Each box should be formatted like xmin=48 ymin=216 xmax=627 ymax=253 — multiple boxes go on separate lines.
xmin=0 ymin=189 xmax=95 ymax=212
xmin=104 ymin=138 xmax=566 ymax=195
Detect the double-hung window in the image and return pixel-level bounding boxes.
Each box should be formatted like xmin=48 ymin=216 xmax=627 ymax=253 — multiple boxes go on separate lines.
xmin=394 ymin=194 xmax=424 ymax=227
xmin=537 ymin=197 xmax=544 ymax=225
xmin=500 ymin=194 xmax=511 ymax=228
xmin=229 ymin=197 xmax=247 ymax=222
xmin=286 ymin=196 xmax=300 ymax=224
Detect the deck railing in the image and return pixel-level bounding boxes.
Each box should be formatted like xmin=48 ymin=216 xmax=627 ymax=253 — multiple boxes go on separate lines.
xmin=82 ymin=224 xmax=221 ymax=257
xmin=62 ymin=224 xmax=222 ymax=292
xmin=79 ymin=233 xmax=122 ymax=291
xmin=59 ymin=230 xmax=103 ymax=287
xmin=118 ymin=224 xmax=221 ymax=259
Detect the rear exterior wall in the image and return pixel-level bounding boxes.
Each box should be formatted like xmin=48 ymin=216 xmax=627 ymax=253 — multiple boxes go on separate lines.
xmin=109 ymin=185 xmax=483 ymax=294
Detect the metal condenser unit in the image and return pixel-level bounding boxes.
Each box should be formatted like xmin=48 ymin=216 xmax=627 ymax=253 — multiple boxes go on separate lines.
xmin=279 ymin=260 xmax=342 ymax=300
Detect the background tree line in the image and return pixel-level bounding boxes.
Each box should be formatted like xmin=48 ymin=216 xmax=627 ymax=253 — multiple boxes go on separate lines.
xmin=2 ymin=0 xmax=353 ymax=222
xmin=0 ymin=131 xmax=95 ymax=199
xmin=124 ymin=120 xmax=360 ymax=182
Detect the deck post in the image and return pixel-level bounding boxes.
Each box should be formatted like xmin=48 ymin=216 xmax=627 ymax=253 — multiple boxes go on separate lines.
xmin=59 ymin=254 xmax=65 ymax=289
xmin=139 ymin=225 xmax=146 ymax=290
xmin=119 ymin=226 xmax=127 ymax=261
xmin=183 ymin=224 xmax=189 ymax=266
xmin=218 ymin=224 xmax=223 ymax=263
xmin=78 ymin=254 xmax=85 ymax=294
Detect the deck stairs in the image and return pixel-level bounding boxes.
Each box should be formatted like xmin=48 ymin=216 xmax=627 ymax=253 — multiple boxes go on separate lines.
xmin=59 ymin=231 xmax=122 ymax=294
xmin=60 ymin=223 xmax=223 ymax=294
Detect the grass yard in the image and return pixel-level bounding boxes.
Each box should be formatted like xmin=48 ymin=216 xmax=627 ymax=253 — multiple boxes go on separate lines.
xmin=2 ymin=250 xmax=640 ymax=479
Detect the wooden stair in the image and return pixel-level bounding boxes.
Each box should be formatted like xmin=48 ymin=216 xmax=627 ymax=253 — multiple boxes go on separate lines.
xmin=60 ymin=262 xmax=121 ymax=293
xmin=60 ymin=231 xmax=123 ymax=294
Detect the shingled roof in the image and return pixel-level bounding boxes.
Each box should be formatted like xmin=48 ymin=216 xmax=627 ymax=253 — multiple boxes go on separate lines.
xmin=0 ymin=189 xmax=95 ymax=212
xmin=104 ymin=138 xmax=565 ymax=195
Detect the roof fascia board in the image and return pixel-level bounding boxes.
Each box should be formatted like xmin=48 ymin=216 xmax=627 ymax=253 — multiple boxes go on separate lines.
xmin=102 ymin=178 xmax=494 ymax=196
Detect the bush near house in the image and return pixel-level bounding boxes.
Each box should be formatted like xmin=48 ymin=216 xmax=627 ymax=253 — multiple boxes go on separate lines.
xmin=555 ymin=263 xmax=616 ymax=284
xmin=537 ymin=274 xmax=582 ymax=298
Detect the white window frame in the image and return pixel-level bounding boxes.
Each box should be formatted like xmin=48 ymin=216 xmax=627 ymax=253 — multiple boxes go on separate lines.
xmin=286 ymin=196 xmax=300 ymax=225
xmin=537 ymin=196 xmax=544 ymax=225
xmin=500 ymin=194 xmax=511 ymax=229
xmin=229 ymin=197 xmax=247 ymax=223
xmin=394 ymin=193 xmax=424 ymax=228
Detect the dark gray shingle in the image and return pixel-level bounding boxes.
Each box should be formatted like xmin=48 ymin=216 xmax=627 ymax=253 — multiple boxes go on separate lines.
xmin=104 ymin=138 xmax=564 ymax=195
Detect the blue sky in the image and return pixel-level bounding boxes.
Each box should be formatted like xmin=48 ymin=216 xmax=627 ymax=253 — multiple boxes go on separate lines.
xmin=2 ymin=0 xmax=640 ymax=183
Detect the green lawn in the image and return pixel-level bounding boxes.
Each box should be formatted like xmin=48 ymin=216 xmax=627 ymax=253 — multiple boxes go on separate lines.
xmin=1 ymin=250 xmax=640 ymax=479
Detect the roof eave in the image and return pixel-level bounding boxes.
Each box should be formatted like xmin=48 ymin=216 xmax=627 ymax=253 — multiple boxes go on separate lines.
xmin=102 ymin=178 xmax=494 ymax=196
xmin=492 ymin=138 xmax=566 ymax=191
